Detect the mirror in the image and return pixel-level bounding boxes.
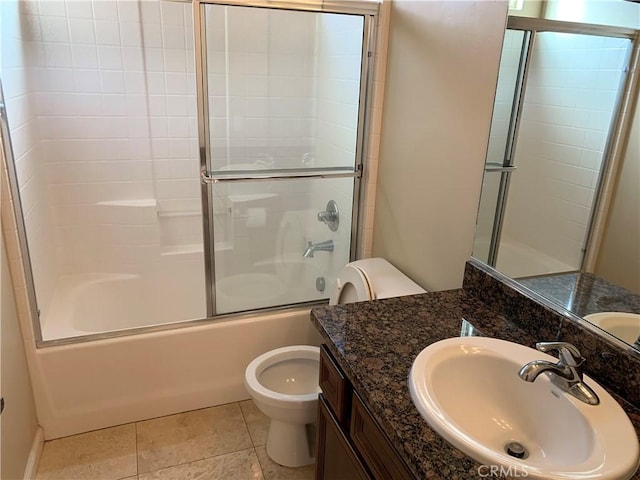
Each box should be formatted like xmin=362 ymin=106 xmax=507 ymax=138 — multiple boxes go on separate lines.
xmin=472 ymin=0 xmax=640 ymax=349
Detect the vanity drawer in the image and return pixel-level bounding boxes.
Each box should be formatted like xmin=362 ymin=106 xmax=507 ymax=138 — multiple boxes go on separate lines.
xmin=319 ymin=344 xmax=351 ymax=425
xmin=350 ymin=392 xmax=414 ymax=480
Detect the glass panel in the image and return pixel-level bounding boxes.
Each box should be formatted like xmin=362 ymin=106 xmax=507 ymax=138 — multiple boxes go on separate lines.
xmin=473 ymin=30 xmax=526 ymax=262
xmin=498 ymin=32 xmax=631 ymax=277
xmin=486 ymin=29 xmax=526 ymax=167
xmin=204 ymin=4 xmax=365 ymax=173
xmin=203 ymin=5 xmax=366 ymax=314
xmin=212 ymin=177 xmax=353 ymax=314
xmin=473 ymin=172 xmax=503 ymax=264
xmin=0 ymin=0 xmax=206 ymax=341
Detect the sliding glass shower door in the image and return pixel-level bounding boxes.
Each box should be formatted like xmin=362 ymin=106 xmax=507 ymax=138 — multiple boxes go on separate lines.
xmin=474 ymin=17 xmax=634 ymax=279
xmin=1 ymin=0 xmax=376 ymax=344
xmin=196 ymin=3 xmax=372 ymax=315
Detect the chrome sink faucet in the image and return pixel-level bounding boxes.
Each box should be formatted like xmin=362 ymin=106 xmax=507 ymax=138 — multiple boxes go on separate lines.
xmin=518 ymin=342 xmax=600 ymax=405
xmin=303 ymin=240 xmax=334 ymax=258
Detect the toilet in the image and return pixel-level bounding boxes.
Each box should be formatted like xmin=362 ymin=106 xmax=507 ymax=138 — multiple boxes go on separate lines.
xmin=244 ymin=258 xmax=426 ymax=467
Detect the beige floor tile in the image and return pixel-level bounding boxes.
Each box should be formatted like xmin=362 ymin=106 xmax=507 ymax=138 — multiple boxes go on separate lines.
xmin=35 ymin=424 xmax=137 ymax=480
xmin=255 ymin=446 xmax=315 ymax=480
xmin=239 ymin=400 xmax=269 ymax=447
xmin=136 ymin=403 xmax=253 ymax=474
xmin=138 ymin=449 xmax=263 ymax=480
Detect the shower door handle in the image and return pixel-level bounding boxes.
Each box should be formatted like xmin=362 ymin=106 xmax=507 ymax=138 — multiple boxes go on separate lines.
xmin=201 ymin=166 xmax=361 ymax=184
xmin=484 ymin=164 xmax=517 ymax=173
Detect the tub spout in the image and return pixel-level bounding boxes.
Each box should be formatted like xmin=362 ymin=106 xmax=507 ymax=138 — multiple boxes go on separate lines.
xmin=303 ymin=240 xmax=334 ymax=258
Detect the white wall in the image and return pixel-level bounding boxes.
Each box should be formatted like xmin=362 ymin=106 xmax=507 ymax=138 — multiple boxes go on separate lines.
xmin=544 ymin=0 xmax=640 ymax=28
xmin=1 ymin=133 xmax=40 ymax=480
xmin=595 ymin=95 xmax=640 ymax=293
xmin=372 ymin=0 xmax=509 ymax=291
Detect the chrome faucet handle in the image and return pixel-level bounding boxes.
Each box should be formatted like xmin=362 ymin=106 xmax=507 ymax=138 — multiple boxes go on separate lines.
xmin=535 ymin=342 xmax=583 ymax=365
xmin=316 ymin=200 xmax=339 ymax=232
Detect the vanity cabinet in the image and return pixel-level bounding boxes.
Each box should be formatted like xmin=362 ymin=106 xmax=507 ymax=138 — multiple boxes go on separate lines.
xmin=316 ymin=345 xmax=415 ymax=480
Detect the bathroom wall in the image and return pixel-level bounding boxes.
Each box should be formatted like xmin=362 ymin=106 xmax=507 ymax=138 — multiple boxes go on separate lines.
xmin=501 ymin=33 xmax=630 ymax=270
xmin=1 ymin=149 xmax=40 ymax=480
xmin=373 ymin=0 xmax=509 ymax=291
xmin=595 ymin=98 xmax=639 ymax=293
xmin=544 ymin=0 xmax=639 ymax=28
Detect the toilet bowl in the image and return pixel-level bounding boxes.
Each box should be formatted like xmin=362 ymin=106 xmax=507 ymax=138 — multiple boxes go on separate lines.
xmin=244 ymin=258 xmax=426 ymax=467
xmin=244 ymin=345 xmax=320 ymax=467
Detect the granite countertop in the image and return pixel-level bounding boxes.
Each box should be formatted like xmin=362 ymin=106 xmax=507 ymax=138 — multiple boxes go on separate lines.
xmin=310 ymin=289 xmax=640 ymax=480
xmin=518 ymin=272 xmax=640 ymax=317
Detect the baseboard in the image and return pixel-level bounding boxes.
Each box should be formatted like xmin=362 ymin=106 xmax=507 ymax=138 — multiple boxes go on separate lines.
xmin=23 ymin=426 xmax=44 ymax=480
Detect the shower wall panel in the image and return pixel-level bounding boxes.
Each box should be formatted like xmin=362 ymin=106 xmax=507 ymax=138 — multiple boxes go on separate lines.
xmin=2 ymin=0 xmax=205 ymax=335
xmin=1 ymin=0 xmax=60 ymax=316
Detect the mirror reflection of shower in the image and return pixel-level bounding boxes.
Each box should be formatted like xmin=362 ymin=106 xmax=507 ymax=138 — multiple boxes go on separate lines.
xmin=0 ymin=0 xmax=372 ymax=342
xmin=473 ymin=18 xmax=635 ymax=279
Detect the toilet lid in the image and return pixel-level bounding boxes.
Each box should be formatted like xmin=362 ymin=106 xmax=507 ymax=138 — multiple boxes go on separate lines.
xmin=329 ymin=264 xmax=373 ymax=305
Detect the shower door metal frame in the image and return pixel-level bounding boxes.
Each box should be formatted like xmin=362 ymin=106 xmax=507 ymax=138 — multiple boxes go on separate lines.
xmin=484 ymin=28 xmax=534 ymax=267
xmin=0 ymin=79 xmax=43 ymax=345
xmin=483 ymin=16 xmax=639 ymax=273
xmin=193 ymin=0 xmax=378 ymax=317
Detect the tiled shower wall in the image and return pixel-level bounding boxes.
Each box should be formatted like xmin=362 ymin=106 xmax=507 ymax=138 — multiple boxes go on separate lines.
xmin=1 ymin=0 xmax=60 ymax=313
xmin=502 ymin=32 xmax=629 ymax=268
xmin=1 ymin=0 xmax=202 ymax=326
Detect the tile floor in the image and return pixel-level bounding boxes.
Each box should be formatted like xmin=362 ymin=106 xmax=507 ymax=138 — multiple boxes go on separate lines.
xmin=35 ymin=400 xmax=315 ymax=480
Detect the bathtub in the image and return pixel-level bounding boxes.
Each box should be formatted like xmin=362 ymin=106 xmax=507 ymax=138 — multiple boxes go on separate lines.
xmin=33 ymin=253 xmax=325 ymax=439
xmin=41 ymin=254 xmax=329 ymax=340
xmin=474 ymin=238 xmax=576 ymax=278
xmin=33 ymin=306 xmax=322 ymax=439
xmin=495 ymin=238 xmax=577 ymax=278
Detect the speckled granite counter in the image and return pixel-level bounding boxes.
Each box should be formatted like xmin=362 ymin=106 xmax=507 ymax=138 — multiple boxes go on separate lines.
xmin=310 ymin=287 xmax=640 ymax=479
xmin=518 ymin=272 xmax=640 ymax=318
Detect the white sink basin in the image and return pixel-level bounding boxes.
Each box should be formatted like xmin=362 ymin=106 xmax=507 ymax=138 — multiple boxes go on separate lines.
xmin=408 ymin=337 xmax=640 ymax=480
xmin=584 ymin=312 xmax=640 ymax=344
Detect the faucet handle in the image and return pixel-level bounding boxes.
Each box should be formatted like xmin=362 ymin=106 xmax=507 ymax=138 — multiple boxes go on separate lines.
xmin=535 ymin=342 xmax=584 ymax=366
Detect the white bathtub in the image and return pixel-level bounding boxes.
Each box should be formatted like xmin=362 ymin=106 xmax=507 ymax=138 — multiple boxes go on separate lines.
xmin=33 ymin=306 xmax=322 ymax=439
xmin=495 ymin=238 xmax=577 ymax=278
xmin=34 ymin=252 xmax=325 ymax=439
xmin=474 ymin=238 xmax=576 ymax=278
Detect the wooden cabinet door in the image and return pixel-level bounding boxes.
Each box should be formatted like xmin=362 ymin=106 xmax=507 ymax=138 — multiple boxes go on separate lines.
xmin=316 ymin=395 xmax=371 ymax=480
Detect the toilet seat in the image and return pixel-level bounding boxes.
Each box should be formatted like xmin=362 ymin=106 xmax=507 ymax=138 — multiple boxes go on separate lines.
xmin=329 ymin=264 xmax=373 ymax=305
xmin=245 ymin=345 xmax=320 ymax=408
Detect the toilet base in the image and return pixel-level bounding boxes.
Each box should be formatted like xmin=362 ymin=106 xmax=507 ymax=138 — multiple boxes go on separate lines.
xmin=266 ymin=419 xmax=315 ymax=468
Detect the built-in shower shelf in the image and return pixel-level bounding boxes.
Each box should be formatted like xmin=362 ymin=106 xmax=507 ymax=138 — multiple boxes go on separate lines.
xmin=97 ymin=199 xmax=158 ymax=208
xmin=160 ymin=241 xmax=231 ymax=256
xmin=157 ymin=209 xmax=201 ymax=218
xmin=161 ymin=244 xmax=203 ymax=256
xmin=228 ymin=193 xmax=279 ymax=203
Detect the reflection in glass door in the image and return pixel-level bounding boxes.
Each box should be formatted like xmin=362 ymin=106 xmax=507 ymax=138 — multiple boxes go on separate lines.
xmin=474 ymin=29 xmax=528 ymax=265
xmin=196 ymin=3 xmax=372 ymax=314
xmin=474 ymin=18 xmax=634 ymax=279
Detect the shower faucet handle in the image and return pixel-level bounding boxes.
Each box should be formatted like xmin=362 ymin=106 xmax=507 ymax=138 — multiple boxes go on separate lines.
xmin=317 ymin=200 xmax=339 ymax=232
